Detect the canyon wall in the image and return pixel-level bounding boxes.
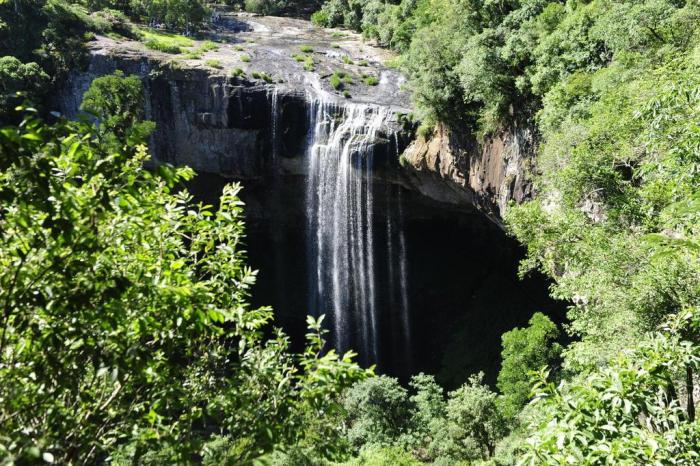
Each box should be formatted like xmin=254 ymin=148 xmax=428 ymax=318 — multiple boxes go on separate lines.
xmin=402 ymin=123 xmax=535 ymax=225
xmin=58 ymin=28 xmax=536 ymax=226
xmin=54 ymin=15 xmax=556 ymax=382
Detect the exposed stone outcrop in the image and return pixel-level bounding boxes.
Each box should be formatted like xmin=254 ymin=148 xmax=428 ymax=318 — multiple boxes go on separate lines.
xmin=401 ymin=123 xmax=535 ymax=225
xmin=57 ymin=14 xmax=411 ymax=180
xmin=57 ymin=14 xmax=537 ymax=226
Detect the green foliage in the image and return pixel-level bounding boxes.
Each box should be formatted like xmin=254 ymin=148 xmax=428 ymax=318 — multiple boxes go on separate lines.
xmin=507 ymin=50 xmax=700 ymax=371
xmin=406 ymin=373 xmax=445 ymax=458
xmin=311 ymin=8 xmax=329 ymax=26
xmin=521 ymin=311 xmax=700 ymax=465
xmin=441 ymin=373 xmax=507 ymax=462
xmin=330 ymin=70 xmax=351 ymax=91
xmin=244 ymin=0 xmax=317 ymax=15
xmin=230 ymin=67 xmax=246 ymax=77
xmin=342 ymin=376 xmax=412 ymax=450
xmin=204 ymin=58 xmax=222 ymax=69
xmin=0 ymin=56 xmax=49 ymax=121
xmin=0 ymin=96 xmax=369 ymax=462
xmin=344 ymin=444 xmax=422 ymax=466
xmin=293 ymin=49 xmax=316 ymax=70
xmin=129 ymin=0 xmax=208 ymax=31
xmin=340 ymin=372 xmax=508 ymax=464
xmin=251 ymin=70 xmax=274 ymax=82
xmin=91 ymin=8 xmax=138 ymax=38
xmin=416 ymin=122 xmax=433 ymax=140
xmin=139 ymin=28 xmax=194 ymax=54
xmin=497 ymin=313 xmax=561 ymax=418
xmin=329 ymin=71 xmax=343 ymax=90
xmin=79 ymin=71 xmax=155 ymax=146
xmin=363 ymin=75 xmax=379 ymax=86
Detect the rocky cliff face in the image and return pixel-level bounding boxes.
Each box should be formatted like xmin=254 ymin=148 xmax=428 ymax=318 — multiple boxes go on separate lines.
xmin=401 ymin=123 xmax=535 ymax=225
xmin=57 ymin=14 xmax=536 ymax=225
xmin=54 ymin=14 xmax=559 ymax=381
xmin=58 ymin=15 xmax=411 ymax=179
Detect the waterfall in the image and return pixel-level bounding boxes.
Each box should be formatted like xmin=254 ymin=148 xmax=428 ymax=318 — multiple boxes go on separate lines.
xmin=304 ymin=95 xmax=411 ymax=369
xmin=268 ymin=87 xmax=280 ymax=164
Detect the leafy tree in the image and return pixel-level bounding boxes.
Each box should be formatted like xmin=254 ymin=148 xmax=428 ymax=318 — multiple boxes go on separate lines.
xmin=342 ymin=375 xmax=412 ymax=450
xmin=442 ymin=372 xmax=507 ymax=461
xmin=0 ymin=91 xmax=368 ymax=462
xmin=497 ymin=312 xmax=561 ymax=418
xmin=80 ymin=71 xmax=155 ymax=146
xmin=0 ymin=56 xmax=49 ymax=122
xmin=409 ymin=373 xmax=445 ymax=436
xmin=521 ymin=311 xmax=700 ymax=465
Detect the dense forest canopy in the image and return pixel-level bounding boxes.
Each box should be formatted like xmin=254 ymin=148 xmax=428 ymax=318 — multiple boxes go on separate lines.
xmin=1 ymin=0 xmax=700 ymax=464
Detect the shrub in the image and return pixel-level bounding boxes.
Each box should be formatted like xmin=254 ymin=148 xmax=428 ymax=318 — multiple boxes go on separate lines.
xmin=342 ymin=376 xmax=412 ymax=450
xmin=91 ymin=8 xmax=137 ymax=38
xmin=330 ymin=72 xmax=343 ymax=90
xmin=240 ymin=53 xmax=251 ymax=62
xmin=416 ymin=122 xmax=433 ymax=140
xmin=145 ymin=39 xmax=181 ymax=53
xmin=441 ymin=373 xmax=507 ymax=461
xmin=251 ymin=71 xmax=273 ymax=83
xmin=311 ymin=9 xmax=331 ymax=27
xmin=363 ymin=75 xmax=379 ymax=86
xmin=300 ymin=44 xmax=314 ymax=53
xmin=200 ymin=40 xmax=219 ymax=52
xmin=244 ymin=0 xmax=284 ymax=15
xmin=497 ymin=313 xmax=562 ymax=418
xmin=0 ymin=56 xmax=49 ymax=119
xmin=204 ymin=59 xmax=222 ymax=69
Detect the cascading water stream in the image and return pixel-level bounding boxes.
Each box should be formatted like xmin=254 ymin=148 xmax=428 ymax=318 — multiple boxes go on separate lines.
xmin=303 ymin=94 xmax=411 ymax=369
xmin=267 ymin=87 xmax=280 ymax=164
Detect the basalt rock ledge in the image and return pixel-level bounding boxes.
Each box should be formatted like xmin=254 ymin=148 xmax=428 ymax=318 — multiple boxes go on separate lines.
xmin=57 ymin=14 xmax=535 ymax=224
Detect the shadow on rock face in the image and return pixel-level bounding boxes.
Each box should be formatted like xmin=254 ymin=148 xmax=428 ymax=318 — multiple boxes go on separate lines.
xmin=187 ymin=172 xmax=566 ymax=387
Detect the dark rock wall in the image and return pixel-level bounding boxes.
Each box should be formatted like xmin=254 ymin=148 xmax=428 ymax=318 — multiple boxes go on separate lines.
xmin=57 ymin=51 xmax=408 ymax=182
xmin=402 ymin=122 xmax=536 ymax=226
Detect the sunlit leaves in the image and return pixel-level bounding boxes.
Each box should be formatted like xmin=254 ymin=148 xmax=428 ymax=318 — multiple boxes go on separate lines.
xmin=0 ymin=110 xmax=369 ymax=464
xmin=520 ymin=312 xmax=700 ymax=465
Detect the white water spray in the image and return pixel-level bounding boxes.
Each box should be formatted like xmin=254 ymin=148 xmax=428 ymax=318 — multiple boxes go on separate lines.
xmin=268 ymin=87 xmax=280 ymax=163
xmin=303 ymin=94 xmax=411 ymax=368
